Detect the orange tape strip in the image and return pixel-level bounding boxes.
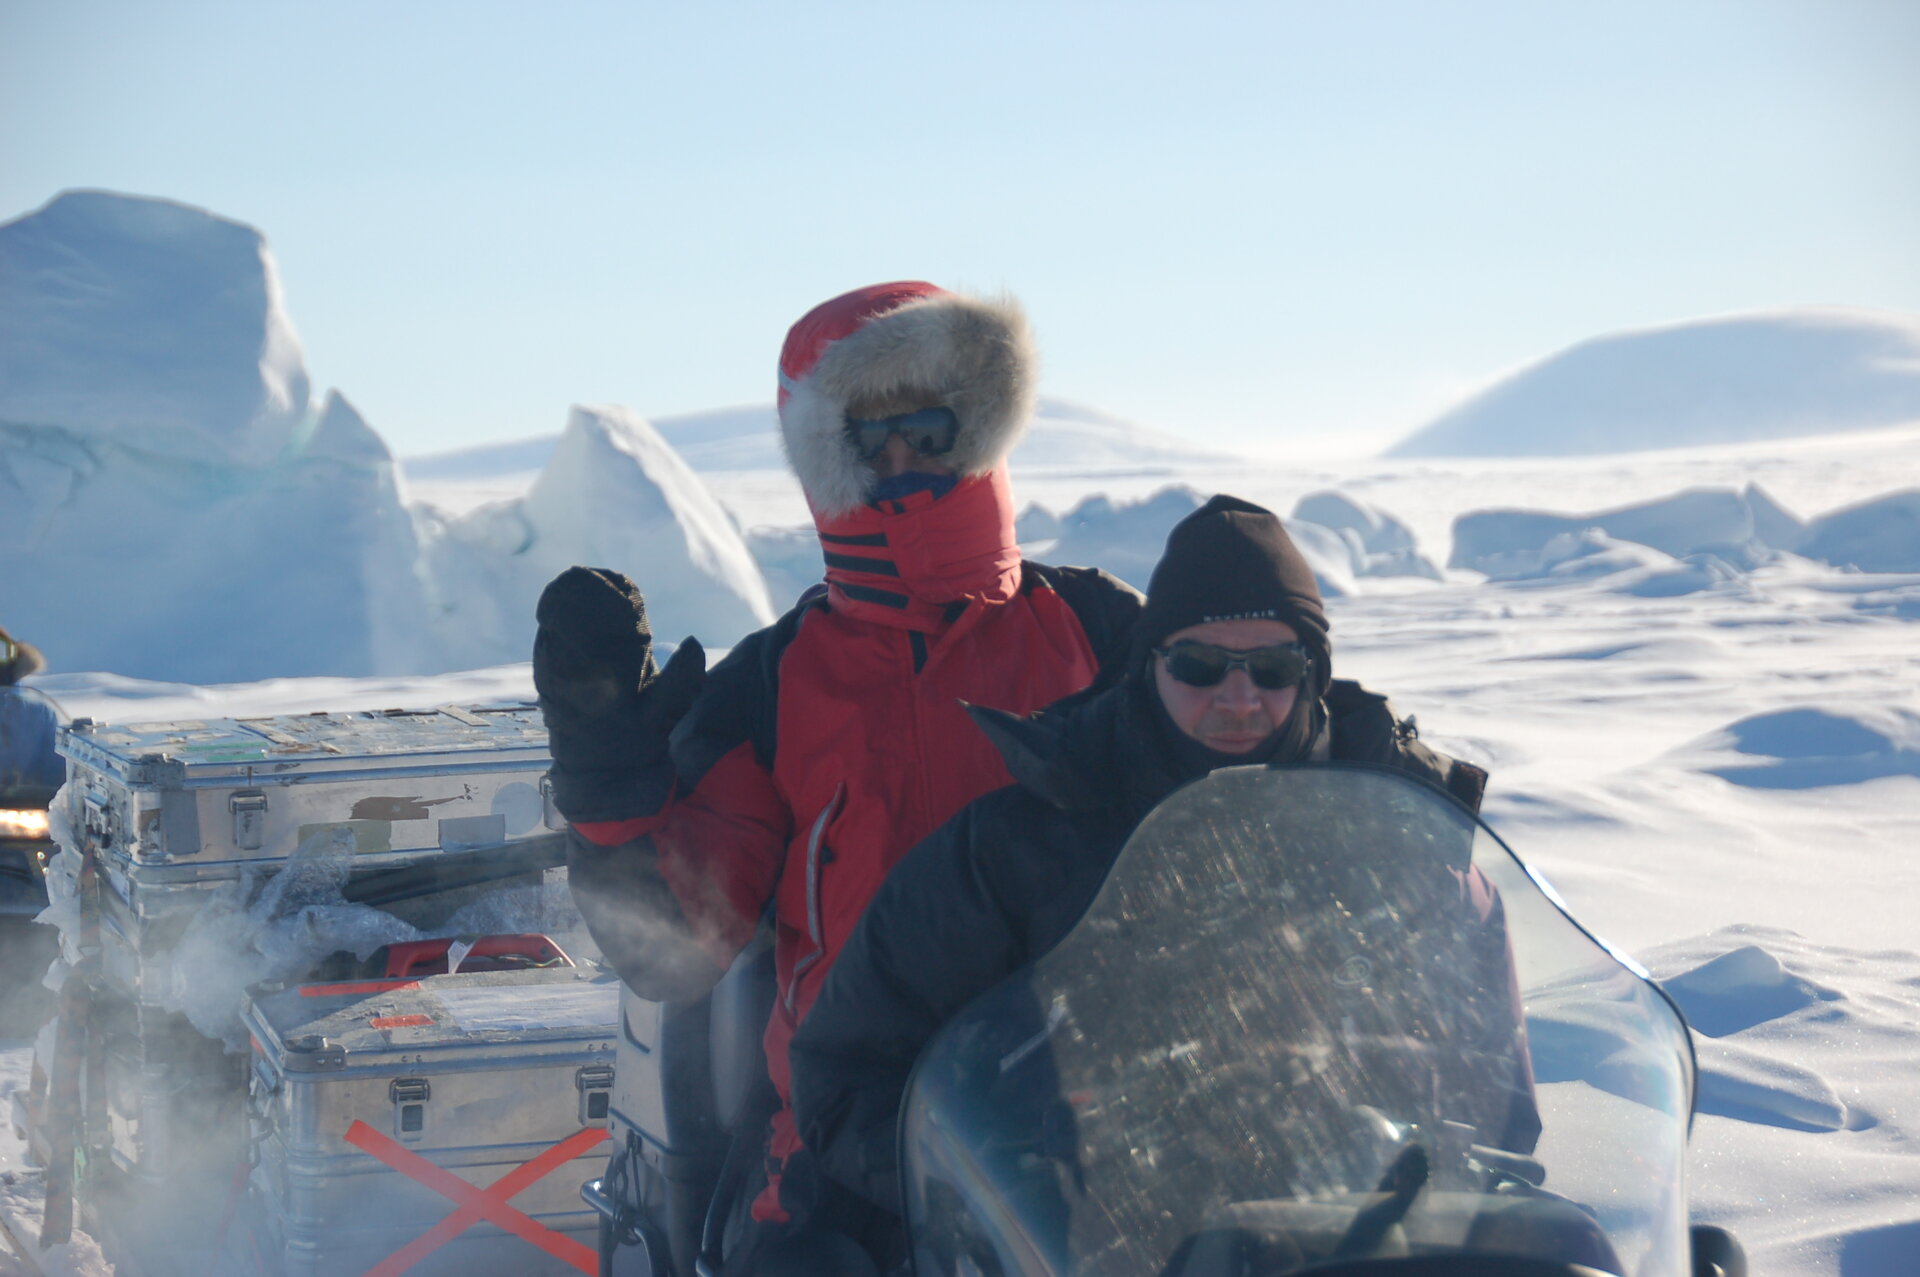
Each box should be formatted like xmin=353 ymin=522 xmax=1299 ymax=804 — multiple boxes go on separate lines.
xmin=345 ymin=1119 xmax=608 ymax=1276
xmin=369 ymin=1014 xmax=434 ymax=1030
xmin=300 ymin=979 xmax=423 ymax=998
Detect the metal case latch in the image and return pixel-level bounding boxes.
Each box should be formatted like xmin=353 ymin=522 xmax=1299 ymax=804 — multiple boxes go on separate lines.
xmin=391 ymin=1077 xmax=432 ymax=1140
xmin=230 ymin=790 xmax=268 ymax=850
xmin=83 ymin=793 xmax=116 ymax=851
xmin=576 ymin=1064 xmax=614 ymax=1125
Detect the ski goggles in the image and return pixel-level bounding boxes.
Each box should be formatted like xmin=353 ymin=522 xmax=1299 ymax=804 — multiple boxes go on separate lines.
xmin=844 ymin=406 xmax=961 ymax=462
xmin=1153 ymin=639 xmax=1312 ymax=690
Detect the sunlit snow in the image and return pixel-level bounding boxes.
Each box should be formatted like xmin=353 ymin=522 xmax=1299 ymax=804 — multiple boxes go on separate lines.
xmin=5 ymin=190 xmax=1920 ymax=1277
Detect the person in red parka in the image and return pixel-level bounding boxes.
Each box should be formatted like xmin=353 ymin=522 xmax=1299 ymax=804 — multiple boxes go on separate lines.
xmin=534 ymin=283 xmax=1142 ymax=1274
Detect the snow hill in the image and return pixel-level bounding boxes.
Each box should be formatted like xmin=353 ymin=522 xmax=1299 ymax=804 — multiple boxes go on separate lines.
xmin=1389 ymin=308 xmax=1920 ymax=458
xmin=19 ymin=458 xmax=1920 ymax=1276
xmin=0 ymin=192 xmax=771 ymax=682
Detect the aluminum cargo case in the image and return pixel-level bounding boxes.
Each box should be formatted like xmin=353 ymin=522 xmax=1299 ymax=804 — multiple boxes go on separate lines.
xmin=242 ymin=966 xmax=620 ymax=1277
xmin=56 ymin=703 xmax=564 ymax=1004
xmin=99 ymin=997 xmax=248 ymax=1180
xmin=58 ymin=702 xmax=559 ymax=873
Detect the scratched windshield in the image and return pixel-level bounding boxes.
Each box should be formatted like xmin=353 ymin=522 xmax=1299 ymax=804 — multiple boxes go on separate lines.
xmin=900 ymin=764 xmax=1693 ymax=1277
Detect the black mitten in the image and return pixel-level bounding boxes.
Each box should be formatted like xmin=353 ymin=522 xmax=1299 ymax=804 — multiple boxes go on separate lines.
xmin=533 ymin=566 xmax=706 ymax=822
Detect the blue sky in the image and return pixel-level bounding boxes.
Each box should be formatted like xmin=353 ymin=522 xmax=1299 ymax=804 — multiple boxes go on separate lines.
xmin=4 ymin=0 xmax=1916 ymax=459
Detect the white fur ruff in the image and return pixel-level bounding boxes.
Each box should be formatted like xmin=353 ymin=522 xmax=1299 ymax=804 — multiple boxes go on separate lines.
xmin=779 ymin=292 xmax=1036 ymax=517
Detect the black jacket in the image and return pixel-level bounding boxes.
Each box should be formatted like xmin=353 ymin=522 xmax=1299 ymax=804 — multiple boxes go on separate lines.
xmin=788 ymin=672 xmax=1501 ymax=1214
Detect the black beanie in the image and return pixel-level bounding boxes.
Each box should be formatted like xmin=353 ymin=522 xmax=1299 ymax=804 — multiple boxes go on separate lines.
xmin=1131 ymin=495 xmax=1332 ymax=693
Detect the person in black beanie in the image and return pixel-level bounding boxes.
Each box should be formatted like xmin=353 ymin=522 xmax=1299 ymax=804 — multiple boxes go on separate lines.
xmin=1127 ymin=492 xmax=1334 ymax=773
xmin=787 ymin=494 xmax=1520 ymax=1221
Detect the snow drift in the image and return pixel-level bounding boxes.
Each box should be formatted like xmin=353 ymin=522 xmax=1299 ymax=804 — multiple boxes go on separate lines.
xmin=1389 ymin=308 xmax=1920 ymax=458
xmin=1449 ymin=486 xmax=1799 ymax=579
xmin=1450 ymin=484 xmax=1920 ymax=580
xmin=1021 ymin=486 xmax=1444 ymax=598
xmin=1674 ymin=705 xmax=1920 ymax=790
xmin=1797 ymin=489 xmax=1920 ymax=574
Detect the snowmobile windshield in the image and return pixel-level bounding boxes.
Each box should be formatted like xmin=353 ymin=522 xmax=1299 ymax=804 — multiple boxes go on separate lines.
xmin=899 ymin=764 xmax=1694 ymax=1277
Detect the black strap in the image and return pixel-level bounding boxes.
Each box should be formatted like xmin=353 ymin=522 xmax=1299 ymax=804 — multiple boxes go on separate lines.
xmin=822 ymin=552 xmax=900 ymax=577
xmin=836 ymin=582 xmax=911 ymax=609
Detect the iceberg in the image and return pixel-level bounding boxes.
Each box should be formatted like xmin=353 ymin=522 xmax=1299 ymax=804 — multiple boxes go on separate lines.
xmin=3 ymin=190 xmax=774 ymax=682
xmin=0 ymin=192 xmax=432 ymax=682
xmin=0 ymin=190 xmax=310 ymax=470
xmin=422 ymin=406 xmax=776 ymax=670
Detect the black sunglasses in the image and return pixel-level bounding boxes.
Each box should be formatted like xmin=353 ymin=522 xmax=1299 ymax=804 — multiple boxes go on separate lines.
xmin=1154 ymin=640 xmax=1311 ymax=690
xmin=844 ymin=406 xmax=961 ymax=462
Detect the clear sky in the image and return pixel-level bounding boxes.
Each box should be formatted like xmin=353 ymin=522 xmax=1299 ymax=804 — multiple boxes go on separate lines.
xmin=4 ymin=0 xmax=1916 ymax=459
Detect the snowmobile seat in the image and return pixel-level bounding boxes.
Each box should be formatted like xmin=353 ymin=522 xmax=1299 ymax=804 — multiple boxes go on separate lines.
xmin=706 ymin=929 xmax=779 ymax=1138
xmin=597 ymin=928 xmax=777 ymax=1276
xmin=694 ymin=928 xmax=779 ymax=1272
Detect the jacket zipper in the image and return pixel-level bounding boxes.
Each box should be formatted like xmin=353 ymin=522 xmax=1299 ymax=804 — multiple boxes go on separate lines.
xmin=788 ymin=782 xmax=844 ymax=1008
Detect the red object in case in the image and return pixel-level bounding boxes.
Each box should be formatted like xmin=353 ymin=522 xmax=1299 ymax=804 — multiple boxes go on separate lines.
xmin=379 ymin=933 xmax=573 ymax=978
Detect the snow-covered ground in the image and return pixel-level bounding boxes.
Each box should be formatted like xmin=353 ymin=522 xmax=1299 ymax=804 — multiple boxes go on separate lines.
xmin=7 ymin=188 xmax=1920 ymax=1276
xmin=12 ymin=433 xmax=1920 ymax=1276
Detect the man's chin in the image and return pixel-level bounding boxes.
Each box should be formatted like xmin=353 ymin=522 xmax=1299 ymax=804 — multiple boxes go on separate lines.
xmin=1203 ymin=733 xmax=1274 ymax=755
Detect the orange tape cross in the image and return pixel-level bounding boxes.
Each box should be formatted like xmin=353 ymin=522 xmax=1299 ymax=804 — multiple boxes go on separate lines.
xmin=344 ymin=1119 xmax=608 ymax=1276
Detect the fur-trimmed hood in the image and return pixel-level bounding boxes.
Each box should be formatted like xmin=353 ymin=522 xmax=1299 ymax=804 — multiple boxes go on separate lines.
xmin=777 ymin=283 xmax=1036 ymax=518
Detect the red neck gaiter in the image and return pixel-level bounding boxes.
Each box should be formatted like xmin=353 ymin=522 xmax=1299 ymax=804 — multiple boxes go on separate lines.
xmin=814 ymin=466 xmax=1023 ymax=632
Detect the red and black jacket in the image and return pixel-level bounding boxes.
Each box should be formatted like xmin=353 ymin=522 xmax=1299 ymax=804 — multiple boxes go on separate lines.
xmin=567 ymin=559 xmax=1142 ymax=1218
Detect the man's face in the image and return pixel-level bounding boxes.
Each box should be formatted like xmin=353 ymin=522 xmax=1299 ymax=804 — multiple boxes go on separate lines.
xmin=847 ymin=390 xmax=958 ymax=480
xmin=1153 ymin=617 xmax=1303 ymax=754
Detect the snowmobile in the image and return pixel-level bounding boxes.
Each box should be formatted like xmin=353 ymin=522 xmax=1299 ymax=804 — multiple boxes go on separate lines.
xmin=586 ymin=763 xmax=1746 ymax=1277
xmin=0 ymin=684 xmax=64 ymax=1033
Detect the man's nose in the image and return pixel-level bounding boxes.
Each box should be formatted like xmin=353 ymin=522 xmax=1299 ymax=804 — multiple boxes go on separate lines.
xmin=869 ymin=432 xmax=915 ymax=477
xmin=1212 ymin=668 xmax=1263 ymax=708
